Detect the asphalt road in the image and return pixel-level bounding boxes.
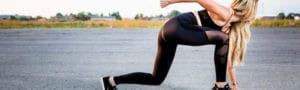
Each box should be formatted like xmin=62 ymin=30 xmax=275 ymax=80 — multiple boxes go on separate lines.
xmin=0 ymin=28 xmax=299 ymax=90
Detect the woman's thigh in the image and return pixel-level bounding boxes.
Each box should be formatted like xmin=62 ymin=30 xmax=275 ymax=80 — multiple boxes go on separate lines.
xmin=165 ymin=26 xmax=218 ymax=45
xmin=161 ymin=16 xmax=225 ymax=46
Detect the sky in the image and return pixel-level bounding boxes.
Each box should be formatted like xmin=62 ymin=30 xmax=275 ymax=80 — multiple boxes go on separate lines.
xmin=0 ymin=0 xmax=300 ymax=18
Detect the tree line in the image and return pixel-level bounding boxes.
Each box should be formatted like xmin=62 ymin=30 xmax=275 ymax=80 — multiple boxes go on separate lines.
xmin=134 ymin=10 xmax=180 ymax=20
xmin=52 ymin=10 xmax=181 ymax=21
xmin=276 ymin=12 xmax=300 ymax=20
xmin=53 ymin=11 xmax=122 ymax=21
xmin=1 ymin=10 xmax=182 ymax=21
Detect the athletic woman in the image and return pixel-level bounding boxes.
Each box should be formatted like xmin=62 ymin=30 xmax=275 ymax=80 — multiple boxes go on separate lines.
xmin=101 ymin=0 xmax=259 ymax=90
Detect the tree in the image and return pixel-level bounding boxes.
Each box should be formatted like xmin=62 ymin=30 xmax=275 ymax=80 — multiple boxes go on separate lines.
xmin=87 ymin=12 xmax=93 ymax=16
xmin=167 ymin=10 xmax=180 ymax=18
xmin=276 ymin=12 xmax=285 ymax=19
xmin=35 ymin=16 xmax=43 ymax=20
xmin=9 ymin=16 xmax=17 ymax=20
xmin=110 ymin=12 xmax=122 ymax=20
xmin=56 ymin=13 xmax=63 ymax=18
xmin=70 ymin=13 xmax=76 ymax=20
xmin=159 ymin=14 xmax=164 ymax=18
xmin=19 ymin=17 xmax=30 ymax=21
xmin=286 ymin=13 xmax=294 ymax=20
xmin=134 ymin=13 xmax=144 ymax=20
xmin=73 ymin=12 xmax=90 ymax=21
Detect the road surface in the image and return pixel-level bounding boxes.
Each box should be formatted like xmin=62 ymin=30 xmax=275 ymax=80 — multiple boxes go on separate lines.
xmin=0 ymin=28 xmax=299 ymax=90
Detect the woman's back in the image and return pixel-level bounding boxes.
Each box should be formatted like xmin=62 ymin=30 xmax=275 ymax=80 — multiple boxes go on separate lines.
xmin=175 ymin=10 xmax=223 ymax=31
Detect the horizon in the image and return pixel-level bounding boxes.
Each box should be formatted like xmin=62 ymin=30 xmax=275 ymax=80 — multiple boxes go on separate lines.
xmin=0 ymin=0 xmax=300 ymax=18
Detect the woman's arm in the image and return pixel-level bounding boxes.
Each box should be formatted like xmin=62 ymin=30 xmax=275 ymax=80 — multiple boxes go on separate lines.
xmin=227 ymin=58 xmax=239 ymax=90
xmin=160 ymin=0 xmax=232 ymax=21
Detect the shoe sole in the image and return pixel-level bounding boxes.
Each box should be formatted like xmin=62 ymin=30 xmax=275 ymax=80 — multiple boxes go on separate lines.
xmin=100 ymin=77 xmax=105 ymax=90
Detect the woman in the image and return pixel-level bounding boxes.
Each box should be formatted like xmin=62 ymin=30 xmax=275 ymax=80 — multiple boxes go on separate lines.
xmin=101 ymin=0 xmax=258 ymax=90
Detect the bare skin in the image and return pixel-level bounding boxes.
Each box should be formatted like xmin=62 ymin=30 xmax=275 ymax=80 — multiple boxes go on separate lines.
xmin=160 ymin=0 xmax=240 ymax=90
xmin=227 ymin=55 xmax=238 ymax=90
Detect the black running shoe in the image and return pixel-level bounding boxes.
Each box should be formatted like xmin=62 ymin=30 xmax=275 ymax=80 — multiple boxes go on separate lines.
xmin=212 ymin=83 xmax=231 ymax=90
xmin=101 ymin=77 xmax=117 ymax=90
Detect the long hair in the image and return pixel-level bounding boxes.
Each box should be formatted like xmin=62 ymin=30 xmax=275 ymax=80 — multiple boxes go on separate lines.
xmin=228 ymin=0 xmax=259 ymax=66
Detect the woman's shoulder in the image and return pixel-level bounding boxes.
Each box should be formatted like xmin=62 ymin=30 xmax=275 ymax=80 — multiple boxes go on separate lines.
xmin=206 ymin=8 xmax=234 ymax=27
xmin=207 ymin=12 xmax=226 ymax=27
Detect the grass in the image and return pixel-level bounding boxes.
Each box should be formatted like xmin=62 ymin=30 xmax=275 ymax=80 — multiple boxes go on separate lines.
xmin=252 ymin=19 xmax=300 ymax=27
xmin=1 ymin=19 xmax=300 ymax=29
xmin=0 ymin=20 xmax=166 ymax=29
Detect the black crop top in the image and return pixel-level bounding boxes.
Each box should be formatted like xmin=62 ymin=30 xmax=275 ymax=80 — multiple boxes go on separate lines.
xmin=198 ymin=10 xmax=223 ymax=30
xmin=176 ymin=10 xmax=223 ymax=30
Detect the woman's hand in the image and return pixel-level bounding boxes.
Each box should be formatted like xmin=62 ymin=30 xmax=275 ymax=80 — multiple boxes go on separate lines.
xmin=221 ymin=22 xmax=231 ymax=34
xmin=221 ymin=26 xmax=230 ymax=34
xmin=160 ymin=0 xmax=171 ymax=8
xmin=231 ymin=83 xmax=239 ymax=90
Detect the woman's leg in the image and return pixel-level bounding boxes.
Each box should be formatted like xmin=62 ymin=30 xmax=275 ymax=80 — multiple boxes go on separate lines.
xmin=105 ymin=16 xmax=229 ymax=88
xmin=113 ymin=31 xmax=178 ymax=85
xmin=158 ymin=24 xmax=230 ymax=86
xmin=113 ymin=29 xmax=229 ymax=85
xmin=172 ymin=26 xmax=229 ymax=86
xmin=205 ymin=31 xmax=229 ymax=87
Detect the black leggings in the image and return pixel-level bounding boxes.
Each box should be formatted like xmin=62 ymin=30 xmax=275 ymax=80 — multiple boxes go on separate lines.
xmin=114 ymin=17 xmax=229 ymax=85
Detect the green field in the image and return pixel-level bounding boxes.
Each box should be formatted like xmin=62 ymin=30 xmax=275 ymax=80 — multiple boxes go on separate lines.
xmin=1 ymin=19 xmax=300 ymax=29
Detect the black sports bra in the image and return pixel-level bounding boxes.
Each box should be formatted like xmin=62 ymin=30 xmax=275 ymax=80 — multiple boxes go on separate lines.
xmin=197 ymin=10 xmax=233 ymax=30
xmin=175 ymin=9 xmax=233 ymax=30
xmin=198 ymin=10 xmax=222 ymax=30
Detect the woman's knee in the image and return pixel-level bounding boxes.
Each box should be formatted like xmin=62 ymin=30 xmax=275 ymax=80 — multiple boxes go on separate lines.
xmin=206 ymin=31 xmax=229 ymax=44
xmin=151 ymin=73 xmax=168 ymax=85
xmin=221 ymin=35 xmax=229 ymax=45
xmin=214 ymin=31 xmax=229 ymax=44
xmin=213 ymin=33 xmax=229 ymax=45
xmin=151 ymin=76 xmax=165 ymax=85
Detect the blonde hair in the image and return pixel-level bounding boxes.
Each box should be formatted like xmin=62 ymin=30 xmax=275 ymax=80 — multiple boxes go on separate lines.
xmin=228 ymin=0 xmax=259 ymax=66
